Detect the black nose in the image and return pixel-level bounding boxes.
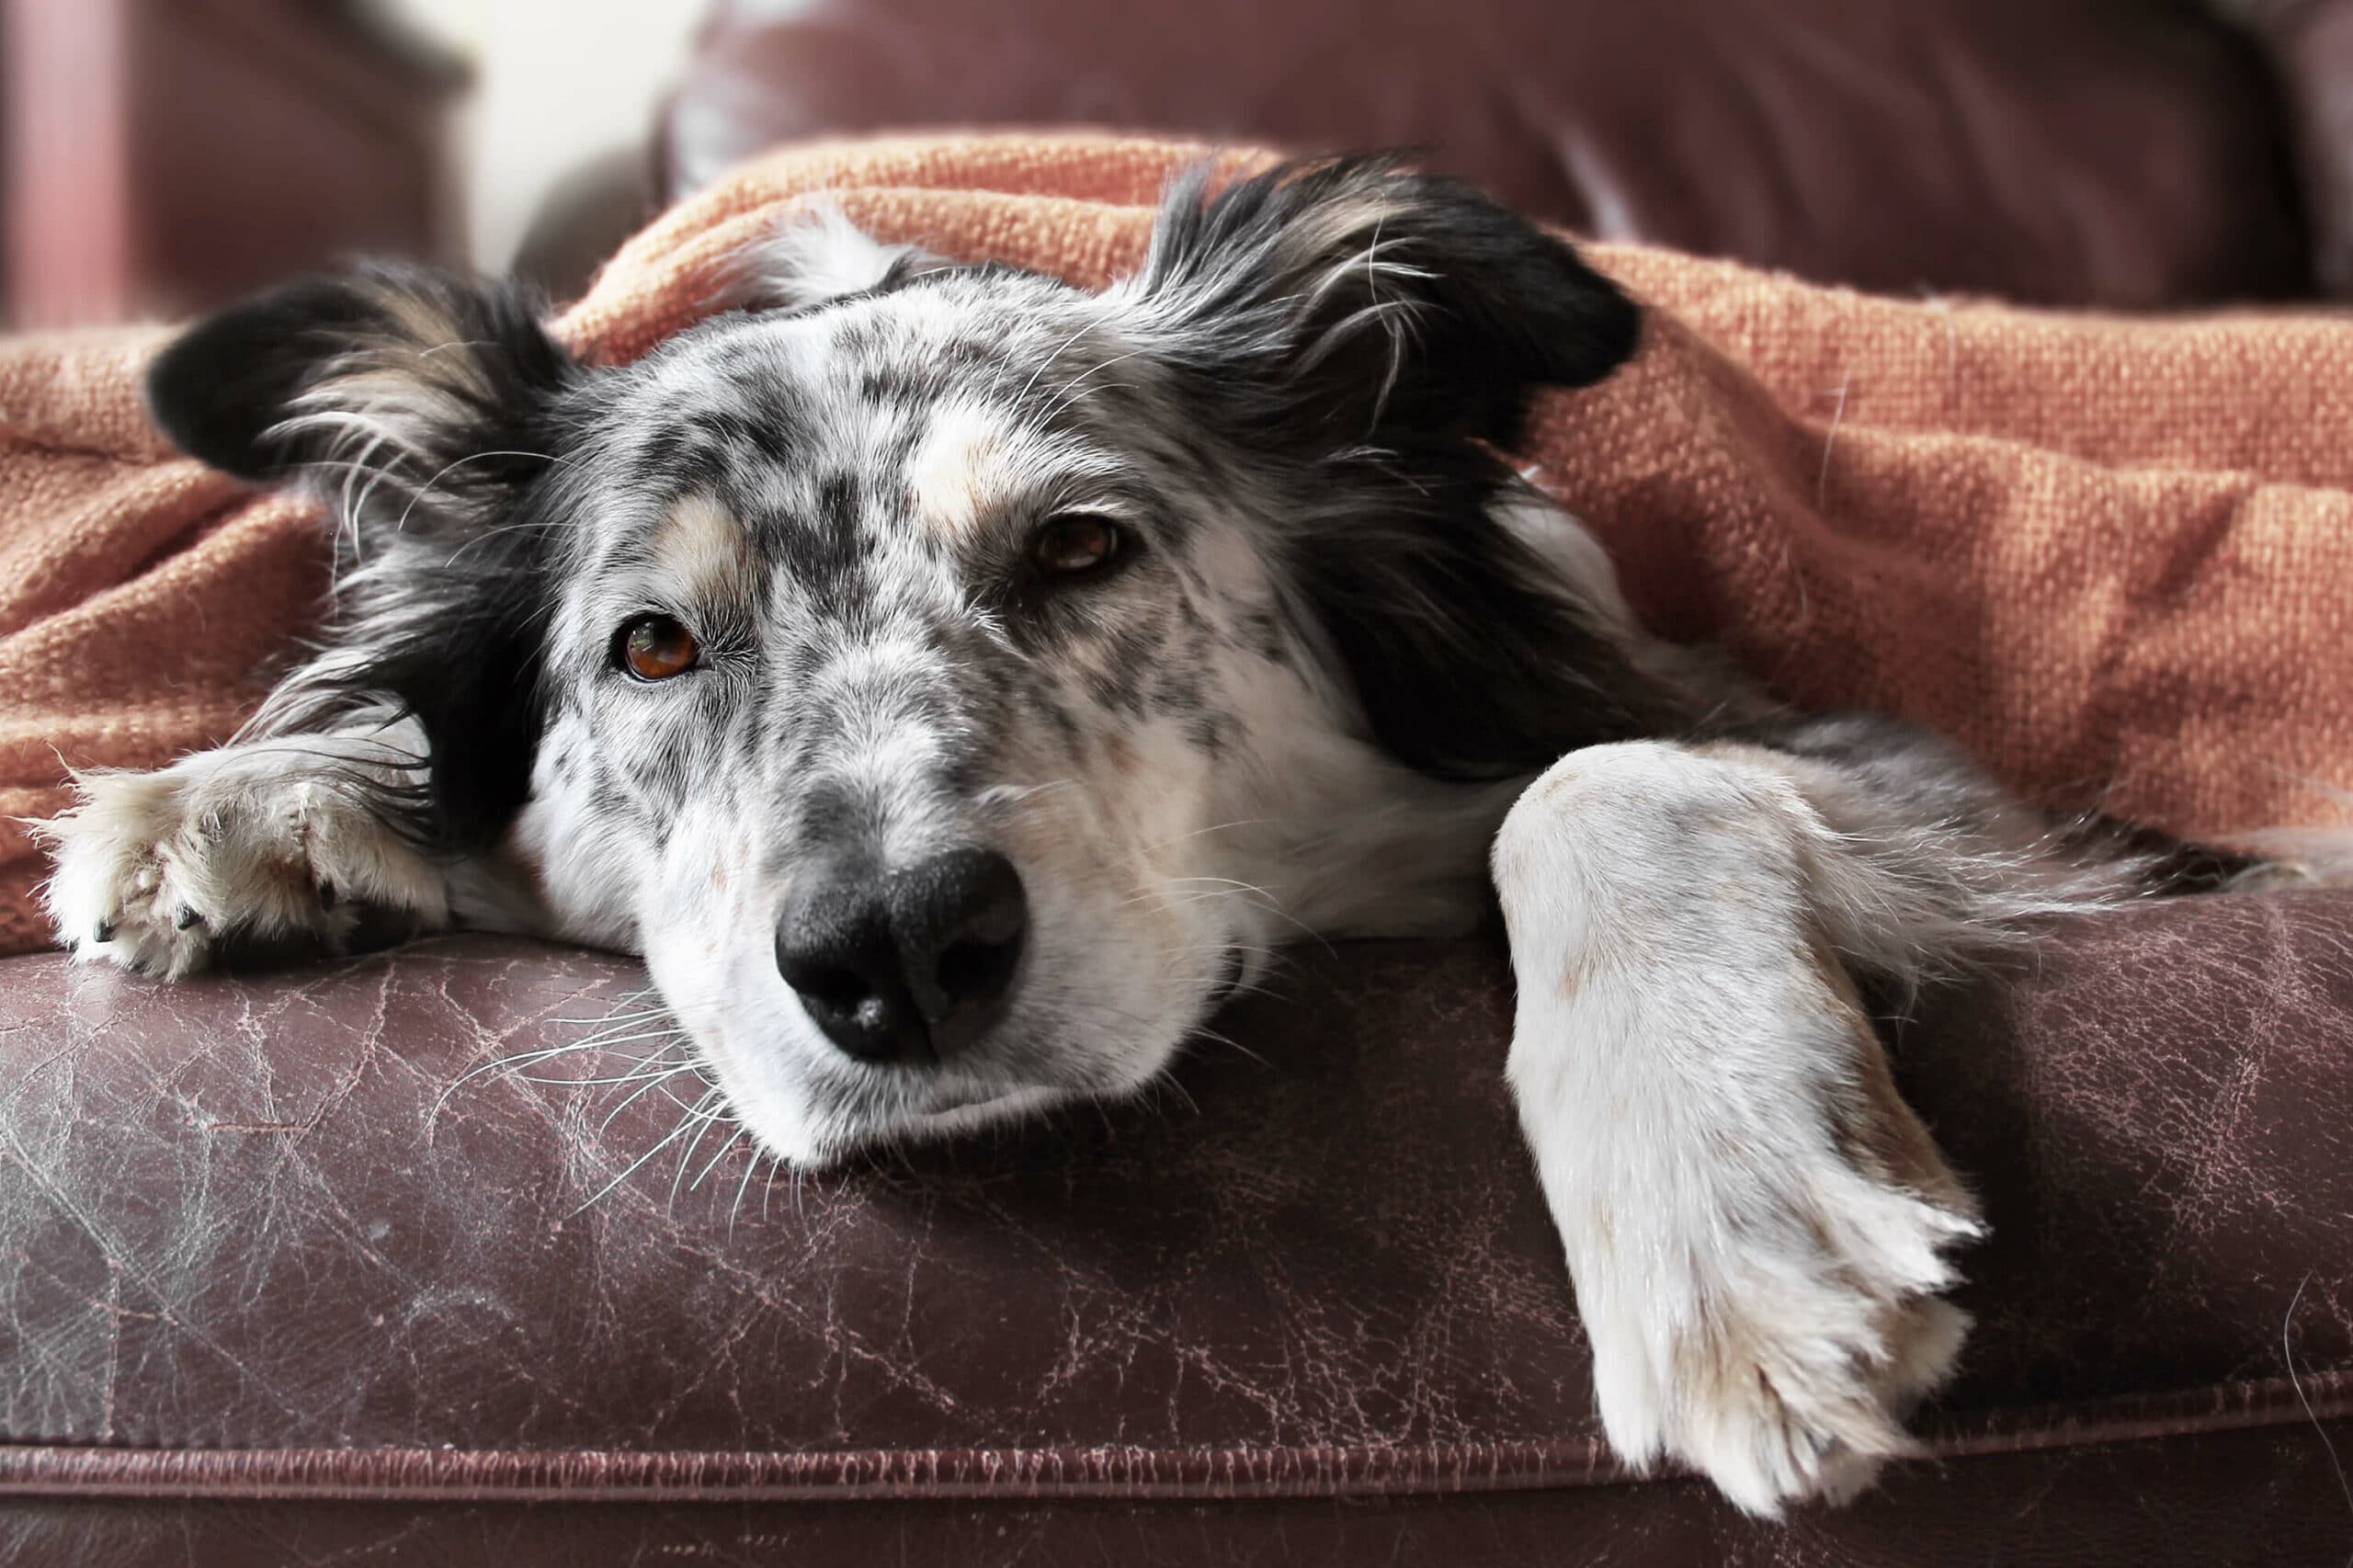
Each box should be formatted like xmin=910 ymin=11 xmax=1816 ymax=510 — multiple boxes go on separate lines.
xmin=774 ymin=847 xmax=1029 ymax=1064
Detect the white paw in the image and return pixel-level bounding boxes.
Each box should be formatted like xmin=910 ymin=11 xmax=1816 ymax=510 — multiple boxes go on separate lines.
xmin=1495 ymin=736 xmax=1991 ymax=1517
xmin=34 ymin=746 xmax=447 ymax=977
xmin=1575 ymin=1152 xmax=1982 ymax=1516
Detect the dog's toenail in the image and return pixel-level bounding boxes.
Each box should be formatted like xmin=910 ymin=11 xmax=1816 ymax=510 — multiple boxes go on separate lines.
xmin=174 ymin=905 xmax=201 ymax=930
xmin=92 ymin=918 xmax=116 ymax=944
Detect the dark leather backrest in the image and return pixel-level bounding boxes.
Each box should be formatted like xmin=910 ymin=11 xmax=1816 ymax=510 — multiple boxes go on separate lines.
xmin=664 ymin=0 xmax=2313 ymax=307
xmin=2240 ymin=0 xmax=2353 ymax=291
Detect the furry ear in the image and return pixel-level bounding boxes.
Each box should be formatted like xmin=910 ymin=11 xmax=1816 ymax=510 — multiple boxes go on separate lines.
xmin=146 ymin=266 xmax=580 ymax=850
xmin=726 ymin=206 xmax=952 ymax=313
xmin=1120 ymin=159 xmax=1670 ymax=779
xmin=146 ymin=263 xmax=574 ymax=486
xmin=1123 ymin=155 xmax=1640 ymax=450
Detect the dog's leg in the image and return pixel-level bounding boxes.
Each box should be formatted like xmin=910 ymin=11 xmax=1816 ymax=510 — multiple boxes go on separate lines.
xmin=1493 ymin=738 xmax=1996 ymax=1516
xmin=37 ymin=713 xmax=465 ymax=977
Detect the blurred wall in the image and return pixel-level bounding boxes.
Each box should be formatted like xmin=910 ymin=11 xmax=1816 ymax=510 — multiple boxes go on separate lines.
xmin=383 ymin=0 xmax=703 ymax=270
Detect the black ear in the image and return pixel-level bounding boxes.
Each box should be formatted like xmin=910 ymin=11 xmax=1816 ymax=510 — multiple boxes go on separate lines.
xmin=146 ymin=263 xmax=574 ymax=484
xmin=1130 ymin=155 xmax=1639 ymax=449
xmin=147 ymin=278 xmax=393 ymax=480
xmin=147 ymin=266 xmax=580 ymax=851
xmin=1129 ymin=159 xmax=1672 ymax=779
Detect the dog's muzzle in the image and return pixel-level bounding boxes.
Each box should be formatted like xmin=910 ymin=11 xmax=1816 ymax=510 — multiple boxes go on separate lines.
xmin=773 ymin=846 xmax=1029 ymax=1066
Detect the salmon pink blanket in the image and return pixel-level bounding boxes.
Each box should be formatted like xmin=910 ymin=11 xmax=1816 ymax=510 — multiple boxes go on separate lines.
xmin=6 ymin=132 xmax=2352 ymax=955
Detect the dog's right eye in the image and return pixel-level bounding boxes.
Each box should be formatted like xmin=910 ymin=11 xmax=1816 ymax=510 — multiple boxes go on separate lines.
xmin=1029 ymin=513 xmax=1123 ymax=577
xmin=614 ymin=614 xmax=700 ymax=682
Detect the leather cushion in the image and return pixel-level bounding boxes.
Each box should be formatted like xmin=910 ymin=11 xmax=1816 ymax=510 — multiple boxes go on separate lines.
xmin=1 ymin=892 xmax=2348 ymax=1512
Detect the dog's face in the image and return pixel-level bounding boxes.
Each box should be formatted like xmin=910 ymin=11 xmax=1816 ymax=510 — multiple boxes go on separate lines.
xmin=146 ymin=159 xmax=1661 ymax=1163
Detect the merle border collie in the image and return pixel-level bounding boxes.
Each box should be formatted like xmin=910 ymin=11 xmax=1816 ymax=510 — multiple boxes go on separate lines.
xmin=36 ymin=157 xmax=2331 ymax=1513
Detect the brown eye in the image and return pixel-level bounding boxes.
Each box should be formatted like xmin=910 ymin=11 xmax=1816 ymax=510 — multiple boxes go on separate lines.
xmin=1029 ymin=513 xmax=1123 ymax=577
xmin=617 ymin=614 xmax=700 ymax=681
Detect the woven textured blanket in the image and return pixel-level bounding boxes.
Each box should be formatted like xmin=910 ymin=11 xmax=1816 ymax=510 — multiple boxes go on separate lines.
xmin=6 ymin=132 xmax=2350 ymax=954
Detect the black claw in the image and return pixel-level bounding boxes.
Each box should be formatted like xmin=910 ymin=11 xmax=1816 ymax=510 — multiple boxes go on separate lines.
xmin=91 ymin=918 xmax=116 ymax=945
xmin=316 ymin=880 xmax=338 ymax=911
xmin=173 ymin=905 xmax=201 ymax=931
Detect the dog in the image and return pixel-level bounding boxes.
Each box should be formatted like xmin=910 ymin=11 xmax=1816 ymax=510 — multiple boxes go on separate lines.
xmin=33 ymin=156 xmax=2329 ymax=1515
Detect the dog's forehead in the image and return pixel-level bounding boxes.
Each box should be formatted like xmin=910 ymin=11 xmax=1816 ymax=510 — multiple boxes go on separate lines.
xmin=625 ymin=273 xmax=1097 ymax=438
xmin=577 ymin=278 xmax=1134 ymax=590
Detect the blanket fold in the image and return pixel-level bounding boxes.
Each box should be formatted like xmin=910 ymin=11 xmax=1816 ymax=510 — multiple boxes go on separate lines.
xmin=4 ymin=132 xmax=2349 ymax=955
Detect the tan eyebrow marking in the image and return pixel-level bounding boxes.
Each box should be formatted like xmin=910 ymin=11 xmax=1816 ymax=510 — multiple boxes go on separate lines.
xmin=907 ymin=399 xmax=1016 ymax=543
xmin=643 ymin=493 xmax=751 ymax=605
xmin=906 ymin=399 xmax=1133 ymax=546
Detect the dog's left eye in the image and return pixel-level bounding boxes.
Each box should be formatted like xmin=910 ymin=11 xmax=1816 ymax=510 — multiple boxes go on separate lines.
xmin=1028 ymin=513 xmax=1125 ymax=577
xmin=615 ymin=613 xmax=700 ymax=681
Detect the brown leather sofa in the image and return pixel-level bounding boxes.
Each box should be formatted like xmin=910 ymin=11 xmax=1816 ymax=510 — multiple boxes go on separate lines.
xmin=7 ymin=3 xmax=2353 ymax=1562
xmin=665 ymin=0 xmax=2320 ymax=308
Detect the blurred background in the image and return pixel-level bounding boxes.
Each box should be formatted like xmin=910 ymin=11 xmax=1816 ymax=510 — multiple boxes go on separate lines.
xmin=3 ymin=0 xmax=2346 ymax=327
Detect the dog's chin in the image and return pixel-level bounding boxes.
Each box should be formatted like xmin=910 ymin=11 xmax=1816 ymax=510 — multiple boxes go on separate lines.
xmin=742 ymin=1075 xmax=1124 ymax=1171
xmin=871 ymin=1083 xmax=1073 ymax=1146
xmin=704 ymin=1026 xmax=1196 ymax=1172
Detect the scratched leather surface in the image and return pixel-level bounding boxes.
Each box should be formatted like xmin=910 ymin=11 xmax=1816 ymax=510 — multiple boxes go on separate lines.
xmin=1 ymin=892 xmax=2350 ymax=1561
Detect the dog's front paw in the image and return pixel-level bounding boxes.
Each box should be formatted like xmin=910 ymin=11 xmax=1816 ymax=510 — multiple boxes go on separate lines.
xmin=1510 ymin=926 xmax=1986 ymax=1516
xmin=35 ymin=752 xmax=443 ymax=977
xmin=1576 ymin=1151 xmax=1982 ymax=1516
xmin=39 ymin=767 xmax=342 ymax=977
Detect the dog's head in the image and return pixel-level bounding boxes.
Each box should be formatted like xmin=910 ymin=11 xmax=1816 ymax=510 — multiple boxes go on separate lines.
xmin=149 ymin=157 xmax=1660 ymax=1161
